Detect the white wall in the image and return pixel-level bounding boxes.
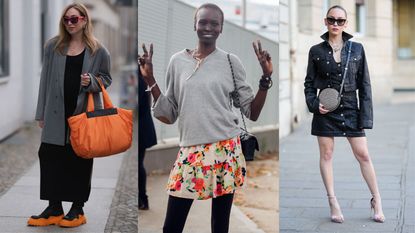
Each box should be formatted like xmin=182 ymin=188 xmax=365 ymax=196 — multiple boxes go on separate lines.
xmin=279 ymin=0 xmax=291 ymax=138
xmin=0 ymin=0 xmax=25 ymax=140
xmin=0 ymin=0 xmax=76 ymax=141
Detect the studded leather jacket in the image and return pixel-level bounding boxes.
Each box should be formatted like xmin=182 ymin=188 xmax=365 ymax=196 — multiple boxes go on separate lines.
xmin=304 ymin=32 xmax=373 ymax=129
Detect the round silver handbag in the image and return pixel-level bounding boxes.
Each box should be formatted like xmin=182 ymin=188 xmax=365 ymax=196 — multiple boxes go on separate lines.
xmin=319 ymin=88 xmax=340 ymax=112
xmin=319 ymin=41 xmax=353 ymax=113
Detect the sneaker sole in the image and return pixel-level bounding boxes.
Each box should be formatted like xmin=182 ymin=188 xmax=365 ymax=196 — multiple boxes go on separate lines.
xmin=27 ymin=215 xmax=64 ymax=226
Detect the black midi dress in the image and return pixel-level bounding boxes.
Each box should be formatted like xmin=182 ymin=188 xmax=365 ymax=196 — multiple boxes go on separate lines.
xmin=38 ymin=48 xmax=94 ymax=202
xmin=311 ymin=61 xmax=365 ymax=137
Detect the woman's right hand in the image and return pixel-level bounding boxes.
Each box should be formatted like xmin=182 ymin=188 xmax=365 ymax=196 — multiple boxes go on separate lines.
xmin=38 ymin=120 xmax=44 ymax=128
xmin=319 ymin=103 xmax=330 ymax=114
xmin=138 ymin=43 xmax=155 ymax=85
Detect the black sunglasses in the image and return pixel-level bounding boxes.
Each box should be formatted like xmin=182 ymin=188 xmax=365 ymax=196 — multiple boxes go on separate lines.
xmin=326 ymin=17 xmax=346 ymax=26
xmin=63 ymin=16 xmax=85 ymax=25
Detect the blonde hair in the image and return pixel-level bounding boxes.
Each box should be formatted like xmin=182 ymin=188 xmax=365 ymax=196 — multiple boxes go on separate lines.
xmin=54 ymin=3 xmax=99 ymax=55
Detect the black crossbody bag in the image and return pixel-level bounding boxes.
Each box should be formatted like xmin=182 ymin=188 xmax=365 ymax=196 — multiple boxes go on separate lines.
xmin=227 ymin=54 xmax=259 ymax=161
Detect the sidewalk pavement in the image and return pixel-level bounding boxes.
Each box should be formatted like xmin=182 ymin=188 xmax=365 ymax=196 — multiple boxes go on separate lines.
xmin=138 ymin=173 xmax=267 ymax=233
xmin=280 ymin=101 xmax=415 ymax=233
xmin=0 ymin=150 xmax=126 ymax=233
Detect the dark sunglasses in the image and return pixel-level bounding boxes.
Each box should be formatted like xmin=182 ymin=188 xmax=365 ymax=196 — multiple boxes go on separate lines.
xmin=326 ymin=17 xmax=346 ymax=26
xmin=63 ymin=16 xmax=85 ymax=25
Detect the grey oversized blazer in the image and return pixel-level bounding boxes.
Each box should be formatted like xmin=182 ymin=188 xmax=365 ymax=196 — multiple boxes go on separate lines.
xmin=35 ymin=37 xmax=112 ymax=146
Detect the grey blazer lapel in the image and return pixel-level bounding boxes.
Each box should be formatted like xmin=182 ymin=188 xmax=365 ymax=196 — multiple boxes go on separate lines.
xmin=56 ymin=47 xmax=67 ymax=95
xmin=74 ymin=48 xmax=93 ymax=115
xmin=79 ymin=48 xmax=92 ymax=92
xmin=82 ymin=48 xmax=91 ymax=76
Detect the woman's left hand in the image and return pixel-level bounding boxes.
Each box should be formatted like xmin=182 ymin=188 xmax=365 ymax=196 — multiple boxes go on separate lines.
xmin=253 ymin=40 xmax=273 ymax=76
xmin=81 ymin=73 xmax=91 ymax=86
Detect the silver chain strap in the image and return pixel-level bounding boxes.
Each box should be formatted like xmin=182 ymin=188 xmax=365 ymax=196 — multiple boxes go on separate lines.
xmin=227 ymin=54 xmax=248 ymax=133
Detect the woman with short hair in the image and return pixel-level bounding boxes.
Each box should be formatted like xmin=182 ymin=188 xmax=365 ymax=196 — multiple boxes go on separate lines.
xmin=139 ymin=3 xmax=273 ymax=232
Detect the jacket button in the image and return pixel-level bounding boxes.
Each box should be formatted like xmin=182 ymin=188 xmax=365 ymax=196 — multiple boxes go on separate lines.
xmin=328 ymin=85 xmax=331 ymax=87
xmin=338 ymin=64 xmax=341 ymax=67
xmin=329 ymin=51 xmax=332 ymax=54
xmin=342 ymin=122 xmax=345 ymax=125
xmin=341 ymin=113 xmax=344 ymax=116
xmin=326 ymin=73 xmax=329 ymax=76
xmin=317 ymin=57 xmax=320 ymax=60
xmin=343 ymin=132 xmax=346 ymax=135
xmin=340 ymin=104 xmax=343 ymax=108
xmin=327 ymin=61 xmax=330 ymax=64
xmin=338 ymin=74 xmax=342 ymax=76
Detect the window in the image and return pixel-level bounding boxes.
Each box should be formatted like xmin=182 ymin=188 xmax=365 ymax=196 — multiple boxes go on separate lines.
xmin=355 ymin=0 xmax=366 ymax=36
xmin=0 ymin=0 xmax=10 ymax=78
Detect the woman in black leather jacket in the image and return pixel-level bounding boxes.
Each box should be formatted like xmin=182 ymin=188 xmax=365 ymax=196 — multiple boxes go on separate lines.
xmin=304 ymin=5 xmax=385 ymax=223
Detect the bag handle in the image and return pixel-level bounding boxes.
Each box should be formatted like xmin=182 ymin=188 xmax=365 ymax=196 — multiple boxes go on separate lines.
xmin=339 ymin=41 xmax=353 ymax=95
xmin=227 ymin=53 xmax=248 ymax=133
xmin=86 ymin=77 xmax=114 ymax=112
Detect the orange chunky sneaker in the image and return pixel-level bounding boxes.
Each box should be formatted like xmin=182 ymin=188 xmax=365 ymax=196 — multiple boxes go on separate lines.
xmin=59 ymin=205 xmax=87 ymax=228
xmin=27 ymin=205 xmax=64 ymax=226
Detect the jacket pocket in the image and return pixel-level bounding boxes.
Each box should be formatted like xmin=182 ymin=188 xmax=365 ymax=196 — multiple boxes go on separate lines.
xmin=349 ymin=54 xmax=362 ymax=75
xmin=313 ymin=55 xmax=331 ymax=78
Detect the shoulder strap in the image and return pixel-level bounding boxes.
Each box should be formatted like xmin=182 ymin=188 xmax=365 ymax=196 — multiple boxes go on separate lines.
xmin=339 ymin=41 xmax=353 ymax=94
xmin=227 ymin=53 xmax=248 ymax=132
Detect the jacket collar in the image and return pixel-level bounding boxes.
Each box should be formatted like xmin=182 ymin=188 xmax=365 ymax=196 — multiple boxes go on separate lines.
xmin=320 ymin=31 xmax=353 ymax=42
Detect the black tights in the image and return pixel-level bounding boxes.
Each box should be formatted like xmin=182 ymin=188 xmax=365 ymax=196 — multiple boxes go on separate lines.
xmin=48 ymin=200 xmax=84 ymax=208
xmin=138 ymin=146 xmax=147 ymax=201
xmin=163 ymin=193 xmax=234 ymax=233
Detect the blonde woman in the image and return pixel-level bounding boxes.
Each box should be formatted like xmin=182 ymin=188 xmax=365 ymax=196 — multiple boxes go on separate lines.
xmin=304 ymin=5 xmax=385 ymax=223
xmin=28 ymin=3 xmax=111 ymax=228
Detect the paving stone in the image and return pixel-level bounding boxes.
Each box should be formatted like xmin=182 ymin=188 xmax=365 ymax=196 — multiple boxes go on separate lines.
xmin=280 ymin=103 xmax=415 ymax=233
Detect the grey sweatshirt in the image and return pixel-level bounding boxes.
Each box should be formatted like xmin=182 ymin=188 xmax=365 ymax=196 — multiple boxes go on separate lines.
xmin=153 ymin=48 xmax=254 ymax=147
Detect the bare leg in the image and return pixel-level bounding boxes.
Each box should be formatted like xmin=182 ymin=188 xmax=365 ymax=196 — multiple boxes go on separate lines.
xmin=347 ymin=137 xmax=385 ymax=222
xmin=317 ymin=136 xmax=343 ymax=223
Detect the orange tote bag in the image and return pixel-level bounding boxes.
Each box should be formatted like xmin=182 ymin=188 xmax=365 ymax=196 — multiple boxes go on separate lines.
xmin=68 ymin=81 xmax=133 ymax=159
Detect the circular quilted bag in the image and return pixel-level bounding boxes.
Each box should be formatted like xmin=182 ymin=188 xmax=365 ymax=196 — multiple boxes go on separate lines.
xmin=319 ymin=88 xmax=340 ymax=112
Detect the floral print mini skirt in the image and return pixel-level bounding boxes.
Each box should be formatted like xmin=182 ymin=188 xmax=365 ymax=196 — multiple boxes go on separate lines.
xmin=166 ymin=136 xmax=246 ymax=200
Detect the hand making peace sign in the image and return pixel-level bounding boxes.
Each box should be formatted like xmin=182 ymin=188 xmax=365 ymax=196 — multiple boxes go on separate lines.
xmin=253 ymin=40 xmax=273 ymax=77
xmin=137 ymin=43 xmax=155 ymax=85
